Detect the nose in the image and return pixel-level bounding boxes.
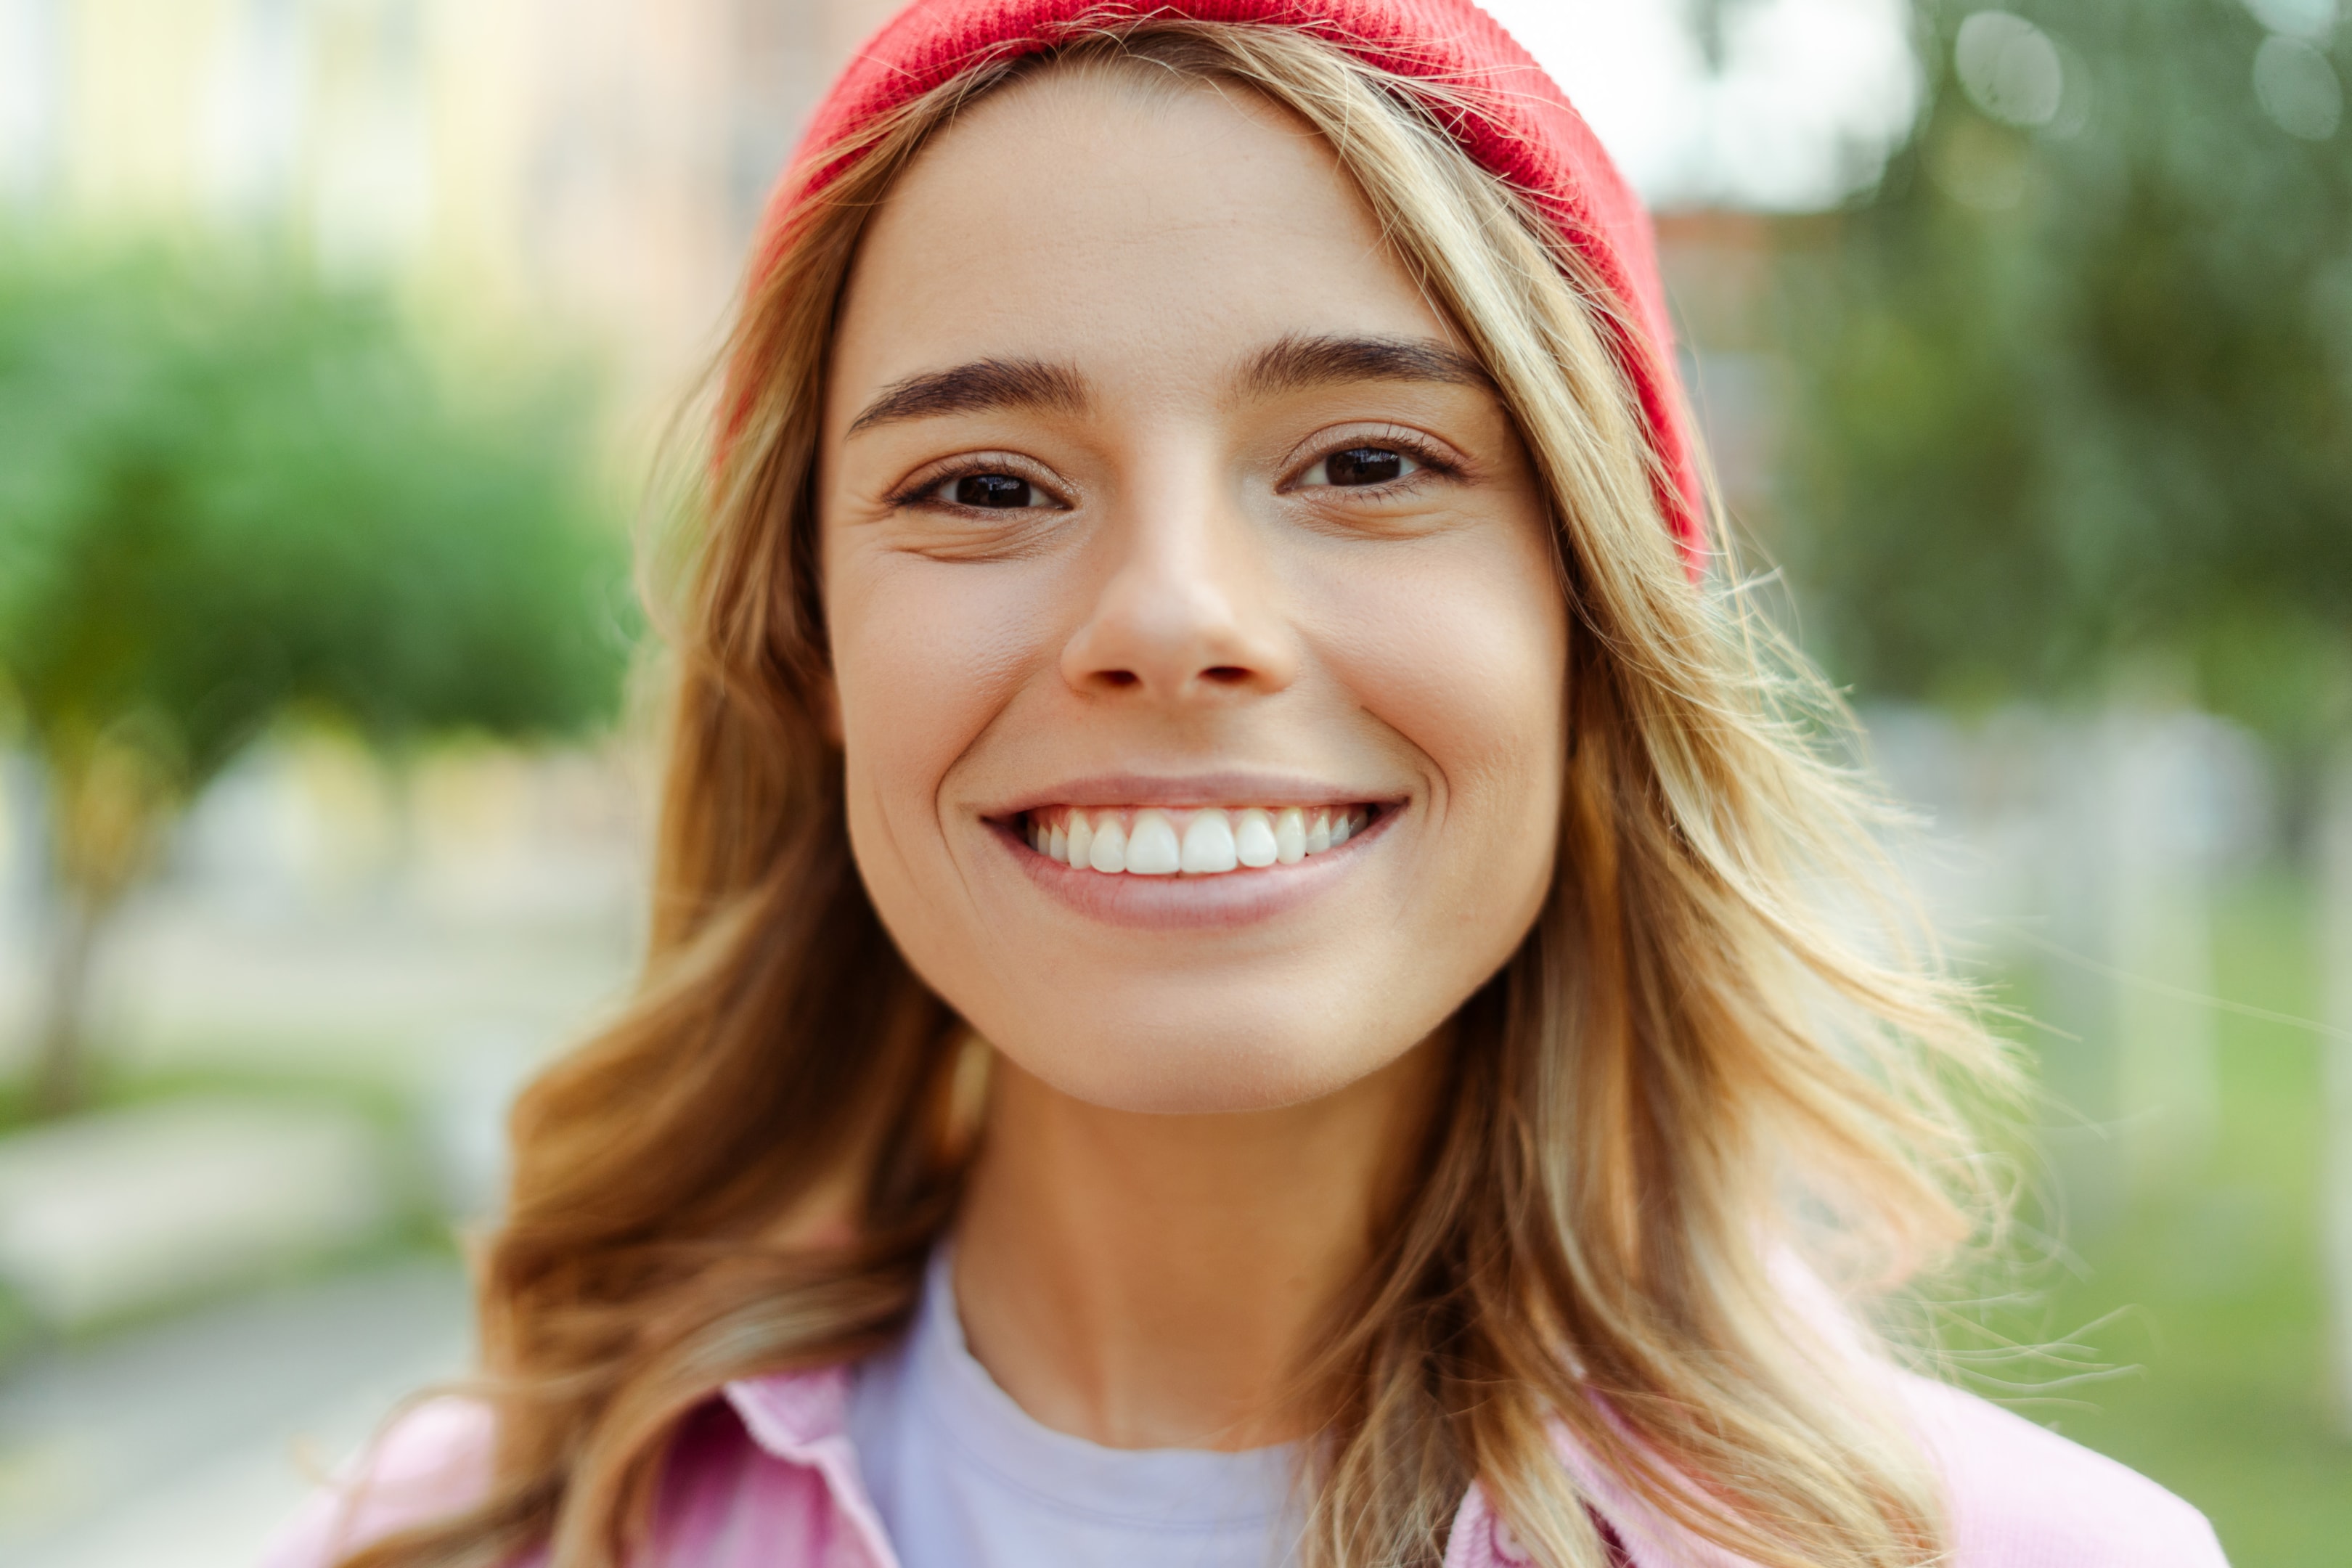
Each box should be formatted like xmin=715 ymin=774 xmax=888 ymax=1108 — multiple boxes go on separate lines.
xmin=1058 ymin=483 xmax=1299 ymax=706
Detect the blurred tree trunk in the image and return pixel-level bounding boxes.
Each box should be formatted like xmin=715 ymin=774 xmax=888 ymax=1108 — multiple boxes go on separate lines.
xmin=28 ymin=735 xmax=173 ymax=1119
xmin=30 ymin=890 xmax=110 ymax=1116
xmin=2106 ymin=682 xmax=2221 ymax=1192
xmin=2322 ymin=751 xmax=2352 ymax=1433
xmin=2043 ymin=718 xmax=2125 ymax=1233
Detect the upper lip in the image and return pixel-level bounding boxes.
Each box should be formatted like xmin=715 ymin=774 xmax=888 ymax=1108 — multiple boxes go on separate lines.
xmin=983 ymin=770 xmax=1406 ymax=819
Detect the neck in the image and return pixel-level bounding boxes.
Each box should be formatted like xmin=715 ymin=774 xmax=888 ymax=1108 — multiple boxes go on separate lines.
xmin=950 ymin=1041 xmax=1440 ymax=1452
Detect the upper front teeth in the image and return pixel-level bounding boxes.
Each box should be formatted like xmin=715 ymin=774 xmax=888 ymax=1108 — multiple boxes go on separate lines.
xmin=1025 ymin=805 xmax=1371 ymax=875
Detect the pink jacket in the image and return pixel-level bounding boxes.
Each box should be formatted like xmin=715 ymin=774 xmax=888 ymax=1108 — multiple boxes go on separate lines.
xmin=263 ymin=1362 xmax=2226 ymax=1568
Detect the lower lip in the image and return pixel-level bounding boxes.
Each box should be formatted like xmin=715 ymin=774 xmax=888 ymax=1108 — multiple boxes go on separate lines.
xmin=991 ymin=808 xmax=1399 ymax=931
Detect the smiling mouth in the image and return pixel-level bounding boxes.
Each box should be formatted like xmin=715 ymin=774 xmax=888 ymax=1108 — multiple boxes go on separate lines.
xmin=1018 ymin=804 xmax=1381 ymax=875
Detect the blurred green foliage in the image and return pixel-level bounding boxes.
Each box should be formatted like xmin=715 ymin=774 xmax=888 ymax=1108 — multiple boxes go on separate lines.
xmin=0 ymin=244 xmax=630 ymax=781
xmin=1983 ymin=873 xmax=2351 ymax=1564
xmin=0 ymin=242 xmax=633 ymax=1108
xmin=1767 ymin=8 xmax=2352 ymax=1556
xmin=1779 ymin=0 xmax=2352 ymax=761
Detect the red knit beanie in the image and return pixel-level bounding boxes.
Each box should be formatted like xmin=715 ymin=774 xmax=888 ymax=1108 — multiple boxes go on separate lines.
xmin=759 ymin=0 xmax=1704 ymax=567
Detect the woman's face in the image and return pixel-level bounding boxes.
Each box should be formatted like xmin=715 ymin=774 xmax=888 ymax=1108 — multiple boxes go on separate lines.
xmin=820 ymin=69 xmax=1567 ymax=1114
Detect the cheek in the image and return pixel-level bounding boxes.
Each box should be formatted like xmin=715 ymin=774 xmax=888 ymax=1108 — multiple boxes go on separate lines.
xmin=830 ymin=555 xmax=1040 ymax=862
xmin=1318 ymin=540 xmax=1568 ymax=831
xmin=1300 ymin=536 xmax=1567 ymax=997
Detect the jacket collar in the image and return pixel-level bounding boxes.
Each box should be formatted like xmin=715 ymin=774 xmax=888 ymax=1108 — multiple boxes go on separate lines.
xmin=722 ymin=1368 xmax=902 ymax=1568
xmin=722 ymin=1366 xmax=1715 ymax=1568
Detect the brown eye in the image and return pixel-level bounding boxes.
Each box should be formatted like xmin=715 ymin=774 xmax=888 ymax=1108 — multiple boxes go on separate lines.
xmin=947 ymin=473 xmax=1037 ymax=508
xmin=1302 ymin=446 xmax=1418 ymax=488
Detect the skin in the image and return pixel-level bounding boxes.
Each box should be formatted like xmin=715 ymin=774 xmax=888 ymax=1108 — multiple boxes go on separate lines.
xmin=818 ymin=68 xmax=1567 ymax=1449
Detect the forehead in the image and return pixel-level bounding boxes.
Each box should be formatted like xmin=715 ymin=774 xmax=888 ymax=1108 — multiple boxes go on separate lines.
xmin=828 ymin=66 xmax=1458 ymax=408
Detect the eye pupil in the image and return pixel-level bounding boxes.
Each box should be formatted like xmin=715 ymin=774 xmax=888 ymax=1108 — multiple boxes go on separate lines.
xmin=1326 ymin=447 xmax=1404 ymax=486
xmin=955 ymin=473 xmax=1032 ymax=508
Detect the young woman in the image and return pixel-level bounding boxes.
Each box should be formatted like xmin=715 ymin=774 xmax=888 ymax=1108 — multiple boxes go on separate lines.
xmin=268 ymin=3 xmax=2228 ymax=1565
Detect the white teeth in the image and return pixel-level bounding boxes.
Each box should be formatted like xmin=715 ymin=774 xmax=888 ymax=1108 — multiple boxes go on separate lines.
xmin=1087 ymin=814 xmax=1128 ymax=873
xmin=1234 ymin=808 xmax=1278 ymax=868
xmin=1180 ymin=809 xmax=1239 ymax=873
xmin=1274 ymin=807 xmax=1306 ymax=864
xmin=1125 ymin=809 xmax=1181 ymax=875
xmin=1034 ymin=804 xmax=1375 ymax=876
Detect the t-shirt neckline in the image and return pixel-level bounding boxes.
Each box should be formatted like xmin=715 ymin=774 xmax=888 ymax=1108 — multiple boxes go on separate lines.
xmin=906 ymin=1244 xmax=1304 ymax=1530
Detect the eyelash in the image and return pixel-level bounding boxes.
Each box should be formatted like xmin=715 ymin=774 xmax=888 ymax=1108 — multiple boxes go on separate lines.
xmin=1287 ymin=428 xmax=1461 ymax=496
xmin=884 ymin=454 xmax=1063 ymax=513
xmin=884 ymin=428 xmax=1464 ymax=515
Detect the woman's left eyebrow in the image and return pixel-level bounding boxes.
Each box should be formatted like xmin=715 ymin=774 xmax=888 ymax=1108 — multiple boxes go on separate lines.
xmin=1239 ymin=333 xmax=1495 ymax=398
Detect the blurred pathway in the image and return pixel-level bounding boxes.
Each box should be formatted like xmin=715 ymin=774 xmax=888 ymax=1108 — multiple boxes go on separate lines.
xmin=0 ymin=1255 xmax=469 ymax=1568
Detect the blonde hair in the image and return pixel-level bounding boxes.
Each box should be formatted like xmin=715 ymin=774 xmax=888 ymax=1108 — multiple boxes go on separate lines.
xmin=346 ymin=22 xmax=2013 ymax=1568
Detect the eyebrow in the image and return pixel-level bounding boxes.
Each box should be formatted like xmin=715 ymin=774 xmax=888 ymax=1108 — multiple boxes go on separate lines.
xmin=1241 ymin=333 xmax=1495 ymax=398
xmin=847 ymin=357 xmax=1090 ymax=434
xmin=844 ymin=334 xmax=1490 ymax=436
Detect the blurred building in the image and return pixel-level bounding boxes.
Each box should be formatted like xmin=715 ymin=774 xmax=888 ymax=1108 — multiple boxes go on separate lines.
xmin=0 ymin=0 xmax=905 ymax=401
xmin=1653 ymin=208 xmax=1794 ymax=525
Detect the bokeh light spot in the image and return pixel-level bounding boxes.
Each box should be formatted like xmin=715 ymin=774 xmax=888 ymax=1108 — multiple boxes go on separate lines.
xmin=2254 ymin=34 xmax=2344 ymax=139
xmin=1955 ymin=11 xmax=2066 ymax=128
xmin=2242 ymin=0 xmax=2340 ymax=44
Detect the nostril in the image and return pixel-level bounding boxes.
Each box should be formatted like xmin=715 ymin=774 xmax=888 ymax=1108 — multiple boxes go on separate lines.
xmin=1201 ymin=666 xmax=1250 ymax=685
xmin=1099 ymin=669 xmax=1141 ymax=688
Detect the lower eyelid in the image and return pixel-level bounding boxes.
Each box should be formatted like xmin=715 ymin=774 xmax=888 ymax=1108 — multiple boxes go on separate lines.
xmin=912 ymin=497 xmax=1063 ymax=518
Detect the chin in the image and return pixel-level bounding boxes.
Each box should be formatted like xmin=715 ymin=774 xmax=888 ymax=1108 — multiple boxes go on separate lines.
xmin=985 ymin=992 xmax=1425 ymax=1115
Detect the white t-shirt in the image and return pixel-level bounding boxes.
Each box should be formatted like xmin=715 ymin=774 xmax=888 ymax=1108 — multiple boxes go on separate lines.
xmin=844 ymin=1249 xmax=1305 ymax=1568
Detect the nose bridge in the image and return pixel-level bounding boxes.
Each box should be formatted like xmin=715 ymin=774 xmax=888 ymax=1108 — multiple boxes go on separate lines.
xmin=1060 ymin=467 xmax=1296 ymax=703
